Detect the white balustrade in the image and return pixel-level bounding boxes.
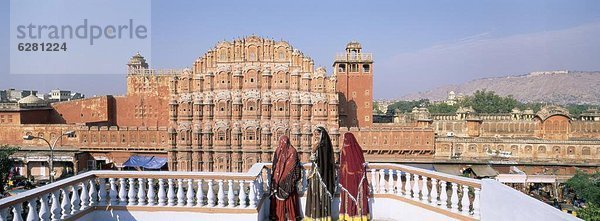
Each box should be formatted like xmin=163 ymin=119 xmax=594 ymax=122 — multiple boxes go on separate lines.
xmin=217 ymin=180 xmax=225 ymax=207
xmin=94 ymin=178 xmax=103 ymax=206
xmin=395 ymin=170 xmax=403 ymax=195
xmin=129 ymin=178 xmax=139 ymax=206
xmin=238 ymin=180 xmax=247 ymax=208
xmin=450 ymin=183 xmax=459 ymax=213
xmin=370 ymin=169 xmax=377 ymax=194
xmin=430 ymin=178 xmax=439 ymax=205
xmin=421 ymin=177 xmax=429 ymax=203
xmin=207 ymin=179 xmax=215 ymax=207
xmin=177 ymin=179 xmax=185 ymax=207
xmin=138 ymin=178 xmax=147 ymax=206
xmin=473 ymin=187 xmax=481 ymax=218
xmin=70 ymin=185 xmax=80 ymax=214
xmin=461 ymin=185 xmax=470 ymax=215
xmin=439 ymin=181 xmax=448 ymax=208
xmin=167 ymin=179 xmax=176 ymax=206
xmin=411 ymin=174 xmax=420 ymax=199
xmin=186 ymin=179 xmax=195 ymax=207
xmin=25 ymin=199 xmax=37 ymax=221
xmin=12 ymin=203 xmax=23 ymax=221
xmin=80 ymin=181 xmax=89 ymax=210
xmin=403 ymin=172 xmax=411 ymax=198
xmin=227 ymin=180 xmax=235 ymax=208
xmin=378 ymin=169 xmax=386 ymax=193
xmin=157 ymin=179 xmax=166 ymax=206
xmin=50 ymin=190 xmax=61 ymax=220
xmin=118 ymin=178 xmax=127 ymax=206
xmin=248 ymin=180 xmax=256 ymax=208
xmin=60 ymin=187 xmax=70 ymax=219
xmin=196 ymin=179 xmax=204 ymax=207
xmin=39 ymin=194 xmax=50 ymax=221
xmin=147 ymin=178 xmax=156 ymax=206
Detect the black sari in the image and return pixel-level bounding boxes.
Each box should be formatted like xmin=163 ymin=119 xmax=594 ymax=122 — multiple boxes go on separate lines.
xmin=304 ymin=127 xmax=335 ymax=221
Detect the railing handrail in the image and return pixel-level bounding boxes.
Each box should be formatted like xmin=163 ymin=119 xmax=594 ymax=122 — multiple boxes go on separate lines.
xmin=0 ymin=163 xmax=271 ymax=210
xmin=368 ymin=163 xmax=482 ymax=188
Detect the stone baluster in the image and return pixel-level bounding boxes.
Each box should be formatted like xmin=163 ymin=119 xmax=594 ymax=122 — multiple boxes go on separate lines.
xmin=186 ymin=179 xmax=195 ymax=207
xmin=94 ymin=178 xmax=103 ymax=206
xmin=39 ymin=194 xmax=50 ymax=221
xmin=167 ymin=179 xmax=176 ymax=206
xmin=403 ymin=172 xmax=411 ymax=198
xmin=70 ymin=185 xmax=80 ymax=215
xmin=177 ymin=179 xmax=185 ymax=206
xmin=430 ymin=178 xmax=439 ymax=205
xmin=450 ymin=183 xmax=459 ymax=213
xmin=370 ymin=169 xmax=377 ymax=194
xmin=12 ymin=203 xmax=23 ymax=221
xmin=137 ymin=178 xmax=147 ymax=206
xmin=238 ymin=180 xmax=247 ymax=208
xmin=411 ymin=174 xmax=420 ymax=199
xmin=207 ymin=179 xmax=215 ymax=207
xmin=461 ymin=185 xmax=470 ymax=215
xmin=217 ymin=180 xmax=225 ymax=207
xmin=378 ymin=169 xmax=386 ymax=193
xmin=80 ymin=181 xmax=89 ymax=210
xmin=421 ymin=177 xmax=429 ymax=203
xmin=227 ymin=180 xmax=235 ymax=208
xmin=25 ymin=199 xmax=38 ymax=221
xmin=147 ymin=178 xmax=156 ymax=206
xmin=439 ymin=181 xmax=448 ymax=209
xmin=127 ymin=178 xmax=137 ymax=206
xmin=158 ymin=179 xmax=167 ymax=206
xmin=60 ymin=187 xmax=71 ymax=219
xmin=50 ymin=190 xmax=61 ymax=221
xmin=118 ymin=178 xmax=127 ymax=206
xmin=196 ymin=179 xmax=205 ymax=207
xmin=473 ymin=187 xmax=481 ymax=217
xmin=395 ymin=170 xmax=403 ymax=195
xmin=248 ymin=180 xmax=256 ymax=208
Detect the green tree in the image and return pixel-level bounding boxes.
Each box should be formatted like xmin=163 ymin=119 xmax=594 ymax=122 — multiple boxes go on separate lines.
xmin=565 ymin=170 xmax=600 ymax=220
xmin=386 ymin=99 xmax=429 ymax=115
xmin=427 ymin=102 xmax=458 ymax=113
xmin=459 ymin=90 xmax=519 ymax=113
xmin=0 ymin=145 xmax=19 ymax=194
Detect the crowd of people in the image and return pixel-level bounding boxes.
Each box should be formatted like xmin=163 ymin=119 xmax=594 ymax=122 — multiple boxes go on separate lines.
xmin=269 ymin=126 xmax=371 ymax=221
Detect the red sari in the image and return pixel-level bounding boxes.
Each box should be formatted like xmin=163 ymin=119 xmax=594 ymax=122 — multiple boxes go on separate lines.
xmin=339 ymin=133 xmax=370 ymax=221
xmin=270 ymin=136 xmax=302 ymax=221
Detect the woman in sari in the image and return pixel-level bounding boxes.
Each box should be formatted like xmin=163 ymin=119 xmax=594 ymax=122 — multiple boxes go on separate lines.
xmin=270 ymin=136 xmax=303 ymax=221
xmin=305 ymin=127 xmax=335 ymax=221
xmin=339 ymin=133 xmax=370 ymax=221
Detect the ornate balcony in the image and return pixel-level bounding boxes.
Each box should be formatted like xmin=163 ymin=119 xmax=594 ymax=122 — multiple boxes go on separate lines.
xmin=0 ymin=163 xmax=578 ymax=221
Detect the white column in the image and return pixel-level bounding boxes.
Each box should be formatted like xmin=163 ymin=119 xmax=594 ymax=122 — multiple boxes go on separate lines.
xmin=439 ymin=181 xmax=448 ymax=209
xmin=147 ymin=178 xmax=156 ymax=206
xmin=12 ymin=203 xmax=23 ymax=221
xmin=70 ymin=185 xmax=80 ymax=215
xmin=248 ymin=180 xmax=256 ymax=208
xmin=137 ymin=178 xmax=147 ymax=206
xmin=207 ymin=179 xmax=215 ymax=207
xmin=450 ymin=183 xmax=459 ymax=213
xmin=473 ymin=187 xmax=481 ymax=218
xmin=94 ymin=178 xmax=102 ymax=206
xmin=196 ymin=179 xmax=205 ymax=207
xmin=395 ymin=170 xmax=403 ymax=195
xmin=118 ymin=178 xmax=127 ymax=206
xmin=238 ymin=180 xmax=247 ymax=208
xmin=461 ymin=185 xmax=471 ymax=215
xmin=25 ymin=199 xmax=38 ymax=221
xmin=430 ymin=178 xmax=439 ymax=205
xmin=227 ymin=180 xmax=235 ymax=208
xmin=177 ymin=179 xmax=185 ymax=206
xmin=167 ymin=179 xmax=176 ymax=206
xmin=403 ymin=172 xmax=411 ymax=198
xmin=50 ymin=190 xmax=61 ymax=221
xmin=80 ymin=181 xmax=89 ymax=210
xmin=370 ymin=169 xmax=377 ymax=194
xmin=186 ymin=179 xmax=195 ymax=207
xmin=60 ymin=187 xmax=71 ymax=219
xmin=421 ymin=177 xmax=429 ymax=203
xmin=38 ymin=194 xmax=50 ymax=221
xmin=378 ymin=169 xmax=386 ymax=193
xmin=158 ymin=179 xmax=167 ymax=206
xmin=217 ymin=180 xmax=225 ymax=207
xmin=411 ymin=174 xmax=420 ymax=200
xmin=127 ymin=178 xmax=137 ymax=206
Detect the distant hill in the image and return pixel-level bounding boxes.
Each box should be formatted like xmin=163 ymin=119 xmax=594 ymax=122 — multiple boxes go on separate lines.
xmin=401 ymin=71 xmax=600 ymax=105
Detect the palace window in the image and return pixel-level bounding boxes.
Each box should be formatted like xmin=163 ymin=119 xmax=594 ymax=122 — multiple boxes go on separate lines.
xmin=538 ymin=146 xmax=546 ymax=153
xmin=582 ymin=147 xmax=591 ymax=155
xmin=567 ymin=146 xmax=575 ymax=155
xmin=218 ymin=131 xmax=225 ymax=141
xmin=246 ymin=131 xmax=256 ymax=140
xmin=338 ymin=64 xmax=346 ymax=72
xmin=553 ymin=146 xmax=561 ymax=153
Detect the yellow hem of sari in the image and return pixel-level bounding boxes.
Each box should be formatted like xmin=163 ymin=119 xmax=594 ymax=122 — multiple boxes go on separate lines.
xmin=338 ymin=214 xmax=369 ymax=221
xmin=303 ymin=217 xmax=332 ymax=221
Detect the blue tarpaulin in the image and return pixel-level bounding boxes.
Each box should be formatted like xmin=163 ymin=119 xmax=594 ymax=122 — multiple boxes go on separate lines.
xmin=122 ymin=156 xmax=167 ymax=169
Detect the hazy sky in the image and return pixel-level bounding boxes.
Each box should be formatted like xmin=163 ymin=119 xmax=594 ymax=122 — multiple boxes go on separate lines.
xmin=1 ymin=0 xmax=600 ymax=99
